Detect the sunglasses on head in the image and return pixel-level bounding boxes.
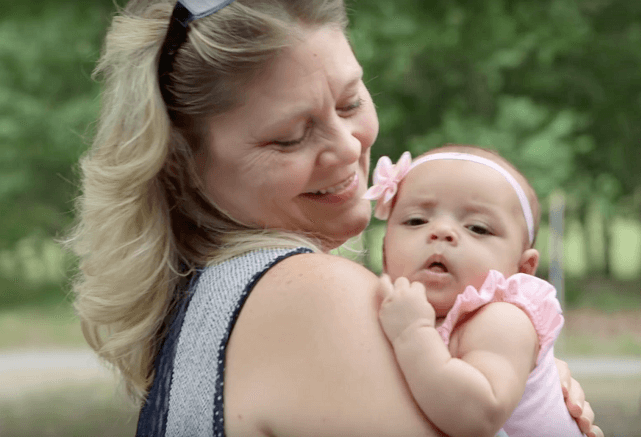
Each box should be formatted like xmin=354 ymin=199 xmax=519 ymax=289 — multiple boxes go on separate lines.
xmin=158 ymin=0 xmax=236 ymax=105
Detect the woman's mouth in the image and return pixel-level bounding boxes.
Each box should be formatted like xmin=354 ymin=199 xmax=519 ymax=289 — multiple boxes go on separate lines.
xmin=301 ymin=174 xmax=360 ymax=204
xmin=307 ymin=174 xmax=356 ymax=195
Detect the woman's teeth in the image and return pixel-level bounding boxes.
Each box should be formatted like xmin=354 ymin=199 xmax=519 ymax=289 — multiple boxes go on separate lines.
xmin=312 ymin=175 xmax=354 ymax=195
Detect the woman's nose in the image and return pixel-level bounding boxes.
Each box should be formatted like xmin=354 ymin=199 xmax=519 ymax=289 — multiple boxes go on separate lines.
xmin=318 ymin=119 xmax=361 ymax=167
xmin=429 ymin=222 xmax=458 ymax=245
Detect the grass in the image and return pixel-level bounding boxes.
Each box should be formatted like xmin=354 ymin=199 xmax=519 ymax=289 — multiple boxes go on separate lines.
xmin=0 ymin=301 xmax=85 ymax=350
xmin=578 ymin=377 xmax=641 ymax=437
xmin=0 ymin=382 xmax=138 ymax=437
xmin=560 ymin=331 xmax=641 ymax=356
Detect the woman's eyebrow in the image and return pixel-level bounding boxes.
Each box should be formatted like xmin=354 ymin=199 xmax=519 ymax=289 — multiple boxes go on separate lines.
xmin=343 ymin=68 xmax=363 ymax=90
xmin=264 ymin=106 xmax=310 ymax=132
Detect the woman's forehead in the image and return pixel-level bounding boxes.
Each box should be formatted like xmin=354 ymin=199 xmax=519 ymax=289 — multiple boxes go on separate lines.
xmin=214 ymin=26 xmax=363 ymax=132
xmin=250 ymin=26 xmax=360 ymax=96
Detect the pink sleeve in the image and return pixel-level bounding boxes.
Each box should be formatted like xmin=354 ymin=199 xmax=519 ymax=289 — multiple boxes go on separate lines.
xmin=436 ymin=270 xmax=564 ymax=364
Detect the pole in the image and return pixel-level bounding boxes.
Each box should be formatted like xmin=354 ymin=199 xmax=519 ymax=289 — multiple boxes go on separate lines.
xmin=549 ymin=190 xmax=565 ymax=309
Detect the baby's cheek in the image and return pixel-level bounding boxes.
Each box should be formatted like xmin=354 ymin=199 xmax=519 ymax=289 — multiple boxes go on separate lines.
xmin=383 ymin=259 xmax=401 ymax=280
xmin=384 ymin=258 xmax=410 ymax=282
xmin=468 ymin=271 xmax=491 ymax=290
xmin=383 ymin=231 xmax=418 ymax=279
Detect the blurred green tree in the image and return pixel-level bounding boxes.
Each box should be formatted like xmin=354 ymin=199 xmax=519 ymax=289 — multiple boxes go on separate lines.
xmin=0 ymin=0 xmax=115 ymax=248
xmin=0 ymin=0 xmax=116 ymax=306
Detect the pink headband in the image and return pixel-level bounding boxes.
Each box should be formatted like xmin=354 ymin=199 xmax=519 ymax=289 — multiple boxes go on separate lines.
xmin=363 ymin=151 xmax=535 ymax=245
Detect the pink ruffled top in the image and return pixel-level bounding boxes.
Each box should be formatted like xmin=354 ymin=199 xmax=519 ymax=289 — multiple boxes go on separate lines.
xmin=436 ymin=270 xmax=564 ymax=364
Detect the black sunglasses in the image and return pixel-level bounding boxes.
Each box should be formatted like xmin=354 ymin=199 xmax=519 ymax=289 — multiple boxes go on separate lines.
xmin=158 ymin=0 xmax=236 ymax=106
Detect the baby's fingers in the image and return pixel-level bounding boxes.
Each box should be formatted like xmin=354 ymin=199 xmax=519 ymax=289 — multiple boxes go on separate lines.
xmin=376 ymin=274 xmax=395 ymax=301
xmin=392 ymin=276 xmax=411 ymax=290
xmin=409 ymin=280 xmax=427 ymax=297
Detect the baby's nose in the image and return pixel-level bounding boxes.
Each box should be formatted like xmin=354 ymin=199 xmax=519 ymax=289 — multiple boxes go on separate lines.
xmin=429 ymin=224 xmax=457 ymax=244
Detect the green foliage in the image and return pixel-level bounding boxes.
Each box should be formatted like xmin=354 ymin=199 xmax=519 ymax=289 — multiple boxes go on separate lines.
xmin=349 ymin=0 xmax=641 ymax=217
xmin=0 ymin=233 xmax=74 ymax=308
xmin=0 ymin=0 xmax=116 ymax=248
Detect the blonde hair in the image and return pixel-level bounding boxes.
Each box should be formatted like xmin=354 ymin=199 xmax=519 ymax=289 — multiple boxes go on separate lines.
xmin=66 ymin=0 xmax=346 ymax=404
xmin=421 ymin=144 xmax=542 ymax=248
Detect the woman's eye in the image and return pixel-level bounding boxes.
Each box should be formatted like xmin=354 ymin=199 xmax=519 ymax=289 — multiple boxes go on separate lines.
xmin=272 ymin=120 xmax=313 ymax=147
xmin=338 ymin=97 xmax=364 ymax=116
xmin=272 ymin=136 xmax=304 ymax=147
xmin=467 ymin=224 xmax=490 ymax=235
xmin=404 ymin=217 xmax=427 ymax=226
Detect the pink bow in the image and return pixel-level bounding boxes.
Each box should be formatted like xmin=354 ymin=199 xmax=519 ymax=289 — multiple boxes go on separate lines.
xmin=363 ymin=151 xmax=412 ymax=220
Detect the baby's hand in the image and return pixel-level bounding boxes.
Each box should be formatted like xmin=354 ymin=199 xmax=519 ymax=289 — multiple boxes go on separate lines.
xmin=377 ymin=275 xmax=436 ymax=343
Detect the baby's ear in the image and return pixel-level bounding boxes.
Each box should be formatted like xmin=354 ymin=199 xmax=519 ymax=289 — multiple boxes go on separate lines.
xmin=518 ymin=249 xmax=539 ymax=275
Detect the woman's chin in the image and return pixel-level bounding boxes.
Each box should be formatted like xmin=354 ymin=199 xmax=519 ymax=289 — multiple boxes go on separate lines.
xmin=323 ymin=209 xmax=372 ymax=250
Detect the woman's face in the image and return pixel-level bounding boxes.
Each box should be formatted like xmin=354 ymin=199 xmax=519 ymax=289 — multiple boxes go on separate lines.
xmin=201 ymin=26 xmax=379 ymax=250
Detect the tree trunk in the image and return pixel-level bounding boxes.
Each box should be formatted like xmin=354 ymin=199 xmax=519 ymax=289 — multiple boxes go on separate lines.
xmin=579 ymin=202 xmax=593 ymax=273
xmin=602 ymin=212 xmax=612 ymax=278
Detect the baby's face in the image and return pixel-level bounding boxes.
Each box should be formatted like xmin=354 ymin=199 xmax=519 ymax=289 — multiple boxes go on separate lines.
xmin=384 ymin=159 xmax=530 ymax=317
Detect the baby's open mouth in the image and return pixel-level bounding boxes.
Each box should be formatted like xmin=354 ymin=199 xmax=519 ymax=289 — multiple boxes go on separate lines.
xmin=428 ymin=262 xmax=448 ymax=273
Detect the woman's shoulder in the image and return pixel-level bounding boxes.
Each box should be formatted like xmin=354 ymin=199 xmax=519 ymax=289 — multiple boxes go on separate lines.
xmin=263 ymin=251 xmax=379 ymax=291
xmin=224 ymin=252 xmax=440 ymax=437
xmin=249 ymin=251 xmax=381 ymax=327
xmin=271 ymin=249 xmax=375 ymax=273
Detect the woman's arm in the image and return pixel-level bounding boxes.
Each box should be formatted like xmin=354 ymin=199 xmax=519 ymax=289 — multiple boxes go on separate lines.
xmin=223 ymin=253 xmax=444 ymax=437
xmin=378 ymin=276 xmax=537 ymax=437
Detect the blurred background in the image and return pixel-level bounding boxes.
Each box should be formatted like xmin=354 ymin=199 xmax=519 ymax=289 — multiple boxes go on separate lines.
xmin=1 ymin=0 xmax=639 ymax=435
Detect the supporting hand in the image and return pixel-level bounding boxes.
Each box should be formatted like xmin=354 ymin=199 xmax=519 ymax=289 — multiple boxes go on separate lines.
xmin=377 ymin=275 xmax=436 ymax=343
xmin=555 ymin=358 xmax=604 ymax=437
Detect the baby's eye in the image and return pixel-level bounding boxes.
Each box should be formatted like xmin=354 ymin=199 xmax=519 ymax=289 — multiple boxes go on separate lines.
xmin=467 ymin=224 xmax=491 ymax=235
xmin=403 ymin=217 xmax=427 ymax=227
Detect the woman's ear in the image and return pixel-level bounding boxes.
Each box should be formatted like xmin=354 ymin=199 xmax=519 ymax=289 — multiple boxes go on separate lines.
xmin=518 ymin=249 xmax=539 ymax=275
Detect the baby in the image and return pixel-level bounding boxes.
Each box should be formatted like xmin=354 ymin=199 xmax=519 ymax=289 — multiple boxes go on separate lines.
xmin=364 ymin=144 xmax=586 ymax=437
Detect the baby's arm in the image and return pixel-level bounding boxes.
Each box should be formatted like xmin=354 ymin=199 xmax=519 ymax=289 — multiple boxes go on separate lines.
xmin=378 ymin=275 xmax=538 ymax=437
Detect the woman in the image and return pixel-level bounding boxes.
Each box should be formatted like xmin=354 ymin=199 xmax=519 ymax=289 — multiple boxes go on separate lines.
xmin=68 ymin=1 xmax=601 ymax=436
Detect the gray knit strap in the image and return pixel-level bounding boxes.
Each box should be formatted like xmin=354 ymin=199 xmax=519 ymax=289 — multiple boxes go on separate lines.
xmin=136 ymin=269 xmax=203 ymax=437
xmin=165 ymin=247 xmax=312 ymax=437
